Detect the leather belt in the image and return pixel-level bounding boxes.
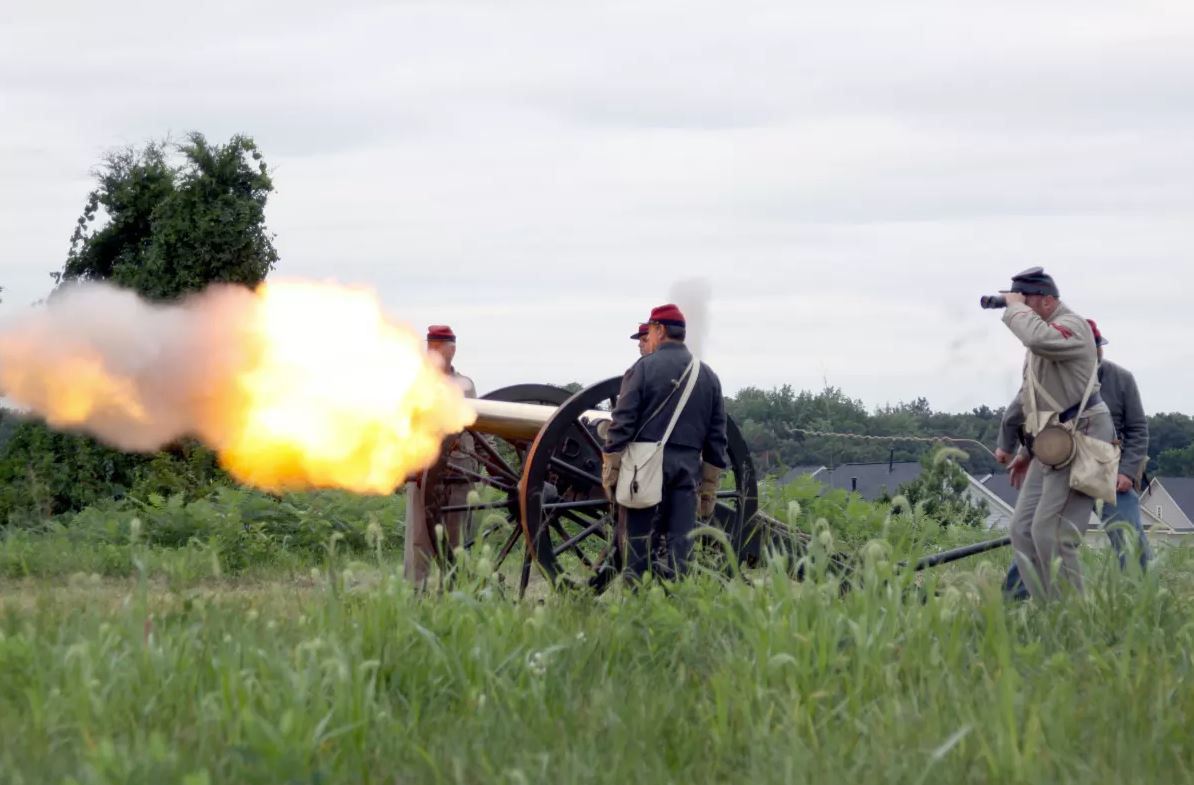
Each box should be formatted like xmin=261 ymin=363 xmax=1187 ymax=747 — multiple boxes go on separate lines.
xmin=1059 ymin=392 xmax=1102 ymax=424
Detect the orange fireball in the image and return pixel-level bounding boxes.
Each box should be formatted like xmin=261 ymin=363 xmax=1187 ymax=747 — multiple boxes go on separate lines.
xmin=0 ymin=280 xmax=476 ymax=494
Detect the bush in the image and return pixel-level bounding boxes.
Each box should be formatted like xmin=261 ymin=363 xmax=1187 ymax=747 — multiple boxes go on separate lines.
xmin=0 ymin=487 xmax=406 ymax=578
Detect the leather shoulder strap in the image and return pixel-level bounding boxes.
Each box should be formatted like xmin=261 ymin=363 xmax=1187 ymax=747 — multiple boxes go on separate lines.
xmin=659 ymin=358 xmax=700 ymax=445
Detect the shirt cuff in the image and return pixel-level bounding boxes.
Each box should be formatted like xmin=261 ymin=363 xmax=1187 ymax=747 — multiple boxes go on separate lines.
xmin=1001 ymin=302 xmax=1032 ymax=326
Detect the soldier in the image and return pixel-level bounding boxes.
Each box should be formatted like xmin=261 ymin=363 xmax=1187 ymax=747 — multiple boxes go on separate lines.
xmin=403 ymin=325 xmax=477 ymax=588
xmin=1000 ymin=318 xmax=1151 ymax=598
xmin=1088 ymin=321 xmax=1153 ymax=570
xmin=991 ymin=268 xmax=1116 ymax=599
xmin=601 ymin=304 xmax=728 ymax=582
xmin=631 ymin=323 xmax=651 ymax=357
xmin=624 ymin=321 xmax=663 ymax=570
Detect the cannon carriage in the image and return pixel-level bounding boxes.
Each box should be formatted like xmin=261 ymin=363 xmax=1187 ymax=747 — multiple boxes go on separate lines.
xmin=417 ymin=376 xmax=766 ymax=595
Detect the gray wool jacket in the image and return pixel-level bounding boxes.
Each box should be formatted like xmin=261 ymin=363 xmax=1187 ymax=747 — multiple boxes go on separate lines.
xmin=1098 ymin=360 xmax=1150 ymax=483
xmin=999 ymin=358 xmax=1149 ymax=484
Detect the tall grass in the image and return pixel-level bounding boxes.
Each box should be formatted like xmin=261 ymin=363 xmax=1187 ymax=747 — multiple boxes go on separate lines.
xmin=2 ymin=537 xmax=1192 ymax=784
xmin=0 ymin=487 xmax=404 ymax=579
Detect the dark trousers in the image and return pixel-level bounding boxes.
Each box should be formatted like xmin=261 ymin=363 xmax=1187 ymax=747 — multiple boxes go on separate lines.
xmin=624 ymin=446 xmax=700 ymax=582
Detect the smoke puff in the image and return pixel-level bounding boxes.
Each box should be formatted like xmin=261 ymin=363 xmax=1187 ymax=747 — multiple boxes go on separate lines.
xmin=667 ymin=277 xmax=713 ymax=358
xmin=0 ymin=282 xmax=259 ymax=451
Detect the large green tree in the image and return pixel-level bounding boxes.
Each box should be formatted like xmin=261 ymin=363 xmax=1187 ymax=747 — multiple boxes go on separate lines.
xmin=1 ymin=134 xmax=278 ymax=524
xmin=55 ymin=133 xmax=277 ymax=299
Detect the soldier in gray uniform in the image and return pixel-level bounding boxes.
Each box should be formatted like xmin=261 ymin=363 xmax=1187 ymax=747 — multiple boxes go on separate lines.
xmin=992 ymin=268 xmax=1116 ymax=599
xmin=403 ymin=325 xmax=477 ymax=588
xmin=602 ymin=304 xmax=728 ymax=582
xmin=1000 ymin=318 xmax=1151 ymax=597
xmin=1089 ymin=321 xmax=1153 ymax=569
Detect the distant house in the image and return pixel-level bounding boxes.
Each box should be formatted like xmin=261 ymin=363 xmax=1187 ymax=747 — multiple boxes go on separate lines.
xmin=782 ymin=460 xmax=989 ymax=513
xmin=776 ymin=459 xmax=1194 ymax=535
xmin=965 ymin=473 xmax=1016 ymax=530
xmin=1141 ymin=478 xmax=1194 ymax=533
xmin=981 ymin=472 xmax=1182 ymax=533
xmin=778 ymin=465 xmax=827 ymax=485
xmin=979 ymin=473 xmax=1019 ymax=511
xmin=784 ymin=461 xmax=925 ymax=502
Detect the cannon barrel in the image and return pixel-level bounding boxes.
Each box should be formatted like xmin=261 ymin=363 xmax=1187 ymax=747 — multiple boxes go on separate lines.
xmin=467 ymin=398 xmax=611 ymax=442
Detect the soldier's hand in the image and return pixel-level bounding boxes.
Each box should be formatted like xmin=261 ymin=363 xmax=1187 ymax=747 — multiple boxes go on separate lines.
xmin=1009 ymin=455 xmax=1030 ymax=490
xmin=1003 ymin=292 xmax=1026 ymax=306
xmin=994 ymin=448 xmax=1013 ymax=466
xmin=601 ymin=452 xmax=622 ymax=502
xmin=698 ymin=462 xmax=723 ymax=519
xmin=1116 ymin=473 xmax=1133 ymax=493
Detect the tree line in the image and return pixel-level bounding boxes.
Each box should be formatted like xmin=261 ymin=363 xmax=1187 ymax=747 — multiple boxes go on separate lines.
xmin=724 ymin=384 xmax=1194 ymax=480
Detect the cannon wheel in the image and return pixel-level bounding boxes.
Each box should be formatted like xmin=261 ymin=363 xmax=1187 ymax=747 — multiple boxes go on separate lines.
xmin=420 ymin=384 xmax=573 ymax=592
xmin=519 ymin=376 xmax=759 ymax=593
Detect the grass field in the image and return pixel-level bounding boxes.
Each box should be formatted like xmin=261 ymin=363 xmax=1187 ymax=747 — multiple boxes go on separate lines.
xmin=2 ymin=486 xmax=1193 ymax=784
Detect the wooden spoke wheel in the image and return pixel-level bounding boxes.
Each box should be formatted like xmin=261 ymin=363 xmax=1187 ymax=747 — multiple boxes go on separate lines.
xmin=519 ymin=377 xmax=759 ymax=593
xmin=419 ymin=384 xmax=572 ymax=593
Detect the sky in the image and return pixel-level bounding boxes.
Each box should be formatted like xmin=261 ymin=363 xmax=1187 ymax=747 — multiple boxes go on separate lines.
xmin=2 ymin=0 xmax=1193 ymax=415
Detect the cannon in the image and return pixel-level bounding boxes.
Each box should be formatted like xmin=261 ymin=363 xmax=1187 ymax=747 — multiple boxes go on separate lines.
xmin=416 ymin=376 xmax=762 ymax=595
xmin=415 ymin=376 xmax=1013 ymax=596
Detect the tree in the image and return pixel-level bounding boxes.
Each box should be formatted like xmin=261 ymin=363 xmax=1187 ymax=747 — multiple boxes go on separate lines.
xmin=1146 ymin=413 xmax=1194 ymax=476
xmin=889 ymin=447 xmax=988 ymax=528
xmin=1 ymin=133 xmax=278 ymax=524
xmin=55 ymin=132 xmax=277 ymax=299
xmin=1159 ymin=444 xmax=1194 ymax=476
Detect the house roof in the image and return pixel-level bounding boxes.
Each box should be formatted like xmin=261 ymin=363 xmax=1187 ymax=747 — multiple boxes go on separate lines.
xmin=1156 ymin=477 xmax=1194 ymax=526
xmin=779 ymin=465 xmax=827 ymax=485
xmin=966 ymin=474 xmax=1015 ymax=513
xmin=812 ymin=461 xmax=924 ymax=502
xmin=981 ymin=473 xmax=1020 ymax=508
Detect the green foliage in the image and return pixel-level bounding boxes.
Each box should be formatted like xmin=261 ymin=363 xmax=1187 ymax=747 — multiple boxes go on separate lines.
xmin=0 ymin=487 xmax=404 ymax=578
xmin=760 ymin=472 xmax=990 ymax=558
xmin=0 ymin=414 xmax=231 ymax=525
xmin=1150 ymin=412 xmax=1194 ymax=476
xmin=0 ymin=536 xmax=1190 ymax=783
xmin=55 ymin=132 xmax=278 ymax=300
xmin=1158 ymin=442 xmax=1194 ymax=476
xmin=127 ymin=441 xmax=230 ymax=500
xmin=729 ymin=387 xmax=1194 ymax=478
xmin=0 ymin=417 xmax=136 ymax=525
xmin=727 ymin=385 xmax=1006 ymax=477
xmin=888 ymin=447 xmax=988 ymax=528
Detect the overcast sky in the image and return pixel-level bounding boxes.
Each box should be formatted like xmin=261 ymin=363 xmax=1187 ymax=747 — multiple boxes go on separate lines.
xmin=2 ymin=0 xmax=1193 ymax=415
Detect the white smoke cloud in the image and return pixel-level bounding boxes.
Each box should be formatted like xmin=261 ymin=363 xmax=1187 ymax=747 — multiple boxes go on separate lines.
xmin=0 ymin=282 xmax=258 ymax=451
xmin=667 ymin=277 xmax=713 ymax=358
